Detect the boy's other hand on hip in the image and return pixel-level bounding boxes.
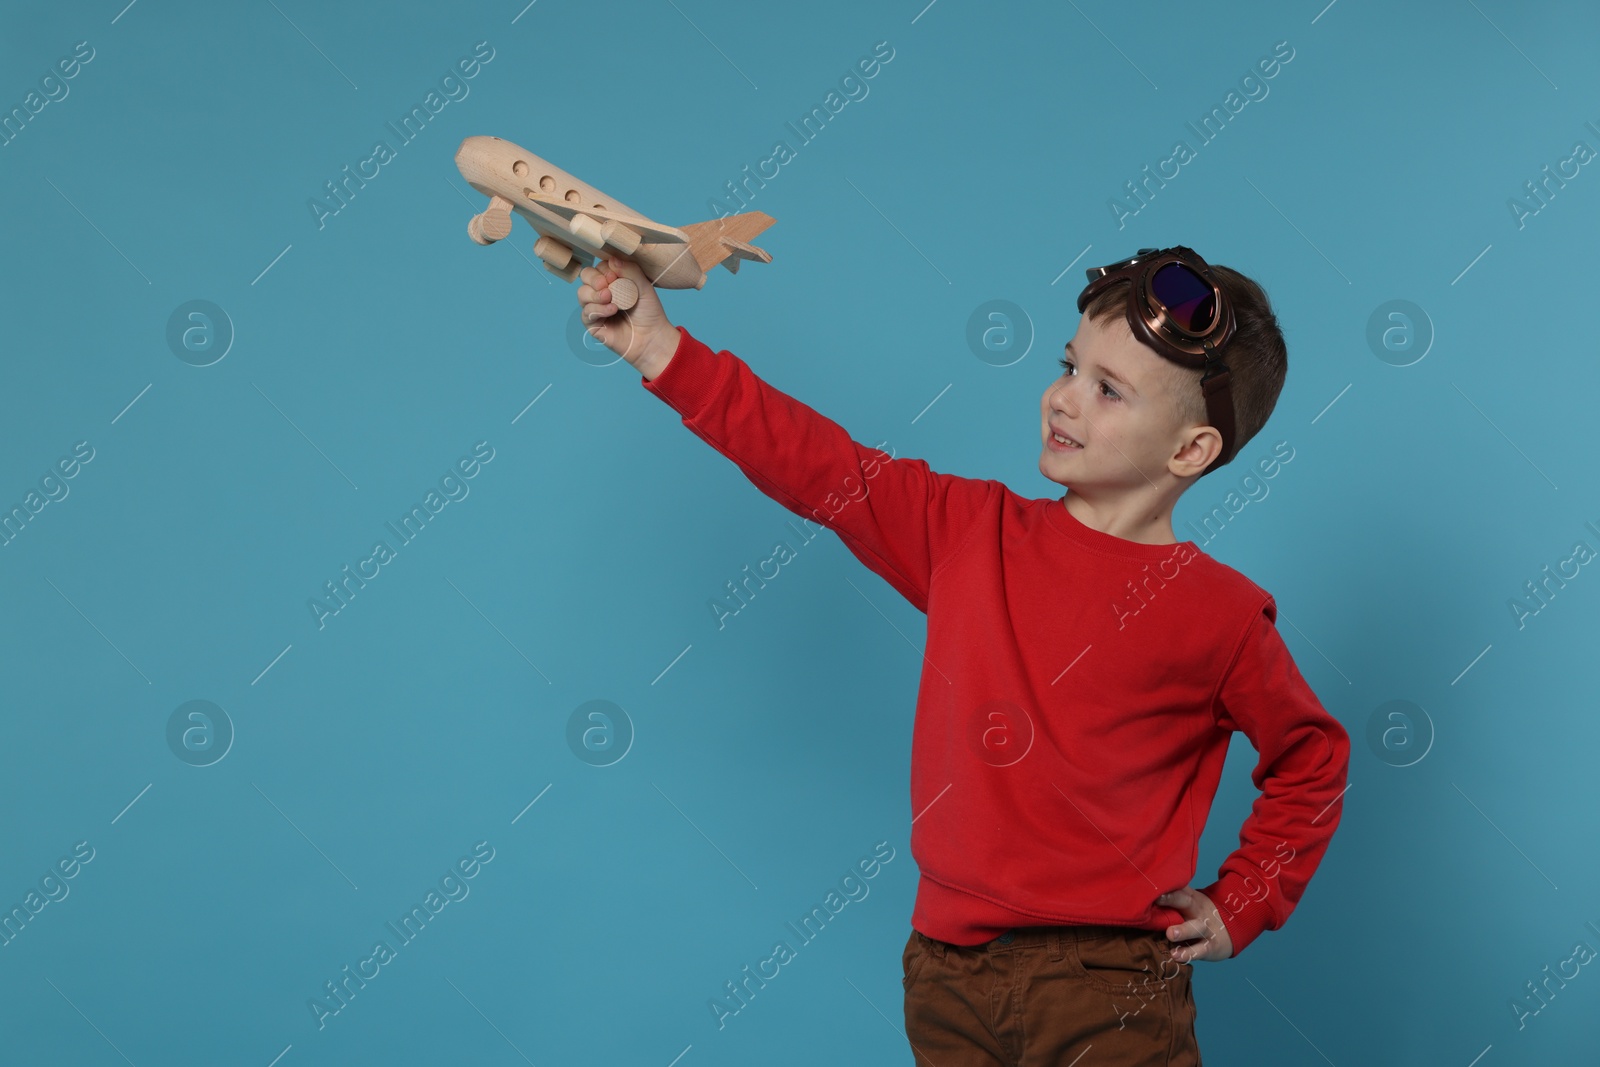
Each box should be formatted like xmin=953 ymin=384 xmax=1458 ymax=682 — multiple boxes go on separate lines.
xmin=576 ymin=257 xmax=679 ymax=380
xmin=1158 ymin=886 xmax=1234 ymax=963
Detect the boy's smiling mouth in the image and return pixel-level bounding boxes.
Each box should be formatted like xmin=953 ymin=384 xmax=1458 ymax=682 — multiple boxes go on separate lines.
xmin=1046 ymin=424 xmax=1084 ymax=450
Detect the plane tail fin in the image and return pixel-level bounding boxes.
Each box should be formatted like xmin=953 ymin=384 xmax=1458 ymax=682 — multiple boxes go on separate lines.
xmin=680 ymin=211 xmax=776 ymax=275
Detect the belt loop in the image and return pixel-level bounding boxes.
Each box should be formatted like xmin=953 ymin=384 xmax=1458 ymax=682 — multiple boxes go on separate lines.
xmin=1048 ymin=927 xmax=1064 ymax=962
xmin=928 ymin=935 xmax=947 ymax=959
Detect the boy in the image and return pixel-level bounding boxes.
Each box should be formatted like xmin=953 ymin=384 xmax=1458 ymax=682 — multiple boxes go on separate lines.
xmin=576 ymin=245 xmax=1349 ymax=1066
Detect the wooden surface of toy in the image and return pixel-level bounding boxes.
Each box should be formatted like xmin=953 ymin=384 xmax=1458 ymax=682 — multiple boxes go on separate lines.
xmin=607 ymin=277 xmax=639 ymax=311
xmin=454 ymin=135 xmax=775 ymax=298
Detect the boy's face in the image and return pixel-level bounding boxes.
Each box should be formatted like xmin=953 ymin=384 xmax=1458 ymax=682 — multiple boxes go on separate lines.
xmin=1038 ymin=311 xmax=1208 ymax=490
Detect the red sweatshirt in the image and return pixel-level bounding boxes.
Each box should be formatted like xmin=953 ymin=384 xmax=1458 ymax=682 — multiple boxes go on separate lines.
xmin=641 ymin=325 xmax=1350 ymax=957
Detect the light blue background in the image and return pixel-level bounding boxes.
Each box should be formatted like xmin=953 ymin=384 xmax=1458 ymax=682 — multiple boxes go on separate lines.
xmin=2 ymin=1 xmax=1597 ymax=1064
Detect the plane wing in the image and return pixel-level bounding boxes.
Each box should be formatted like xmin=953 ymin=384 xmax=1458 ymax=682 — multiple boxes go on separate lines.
xmin=520 ymin=193 xmax=688 ymax=245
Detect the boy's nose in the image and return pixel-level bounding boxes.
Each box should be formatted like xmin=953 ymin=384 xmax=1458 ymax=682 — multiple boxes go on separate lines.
xmin=1050 ymin=382 xmax=1080 ymax=419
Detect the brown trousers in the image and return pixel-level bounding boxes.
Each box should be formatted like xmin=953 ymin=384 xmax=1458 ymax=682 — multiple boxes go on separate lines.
xmin=901 ymin=925 xmax=1202 ymax=1066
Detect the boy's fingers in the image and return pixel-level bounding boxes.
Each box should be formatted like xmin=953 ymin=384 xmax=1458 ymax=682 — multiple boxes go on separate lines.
xmin=1158 ymin=889 xmax=1194 ymax=921
xmin=609 ymin=256 xmax=648 ymax=283
xmin=579 ymin=266 xmax=617 ymax=288
xmin=579 ymin=277 xmax=623 ymax=301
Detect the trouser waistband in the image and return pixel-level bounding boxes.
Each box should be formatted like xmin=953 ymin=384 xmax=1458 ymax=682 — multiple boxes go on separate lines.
xmin=918 ymin=924 xmax=1155 ymax=960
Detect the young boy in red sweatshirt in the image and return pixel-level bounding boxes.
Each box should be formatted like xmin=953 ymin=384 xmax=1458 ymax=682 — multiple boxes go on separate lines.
xmin=576 ymin=245 xmax=1349 ymax=1066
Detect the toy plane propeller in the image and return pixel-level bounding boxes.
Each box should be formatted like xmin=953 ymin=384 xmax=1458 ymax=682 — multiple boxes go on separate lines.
xmin=454 ymin=135 xmax=775 ymax=309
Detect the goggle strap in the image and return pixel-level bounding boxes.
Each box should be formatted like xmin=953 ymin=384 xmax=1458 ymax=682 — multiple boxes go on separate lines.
xmin=1199 ymin=348 xmax=1236 ymax=467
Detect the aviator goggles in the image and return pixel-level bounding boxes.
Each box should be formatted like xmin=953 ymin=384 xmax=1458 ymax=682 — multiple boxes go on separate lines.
xmin=1076 ymin=246 xmax=1238 ymax=472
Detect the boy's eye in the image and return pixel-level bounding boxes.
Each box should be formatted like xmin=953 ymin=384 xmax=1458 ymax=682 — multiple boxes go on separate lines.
xmin=1057 ymin=356 xmax=1121 ymax=400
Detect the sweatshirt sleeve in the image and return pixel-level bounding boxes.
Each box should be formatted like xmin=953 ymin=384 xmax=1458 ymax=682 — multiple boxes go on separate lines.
xmin=1197 ymin=597 xmax=1351 ymax=957
xmin=640 ymin=325 xmax=997 ymax=613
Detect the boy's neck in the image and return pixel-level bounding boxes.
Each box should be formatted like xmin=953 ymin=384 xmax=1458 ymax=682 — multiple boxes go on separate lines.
xmin=1061 ymin=490 xmax=1184 ymax=546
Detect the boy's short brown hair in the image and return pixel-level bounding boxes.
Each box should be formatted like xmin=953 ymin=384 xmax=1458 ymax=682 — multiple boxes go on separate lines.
xmin=1081 ymin=263 xmax=1287 ymax=479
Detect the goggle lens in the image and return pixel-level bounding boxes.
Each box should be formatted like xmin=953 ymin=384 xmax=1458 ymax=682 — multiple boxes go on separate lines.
xmin=1151 ymin=262 xmax=1216 ymax=334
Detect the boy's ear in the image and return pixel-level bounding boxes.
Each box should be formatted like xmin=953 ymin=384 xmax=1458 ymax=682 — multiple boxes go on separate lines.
xmin=1171 ymin=426 xmax=1224 ymax=478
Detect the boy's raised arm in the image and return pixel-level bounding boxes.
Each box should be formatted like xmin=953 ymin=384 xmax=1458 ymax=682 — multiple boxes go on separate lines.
xmin=577 ymin=258 xmax=995 ymax=613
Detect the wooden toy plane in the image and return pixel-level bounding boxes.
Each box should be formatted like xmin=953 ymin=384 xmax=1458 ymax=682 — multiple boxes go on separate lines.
xmin=454 ymin=135 xmax=775 ymax=309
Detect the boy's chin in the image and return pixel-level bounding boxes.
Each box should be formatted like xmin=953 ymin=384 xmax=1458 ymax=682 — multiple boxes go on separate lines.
xmin=1037 ymin=457 xmax=1073 ymax=489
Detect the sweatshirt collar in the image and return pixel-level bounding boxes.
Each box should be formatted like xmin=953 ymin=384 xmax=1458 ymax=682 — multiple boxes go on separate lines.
xmin=1043 ymin=495 xmax=1197 ymax=561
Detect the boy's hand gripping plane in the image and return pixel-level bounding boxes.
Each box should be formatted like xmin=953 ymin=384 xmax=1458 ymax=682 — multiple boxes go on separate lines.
xmin=454 ymin=135 xmax=776 ymax=309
